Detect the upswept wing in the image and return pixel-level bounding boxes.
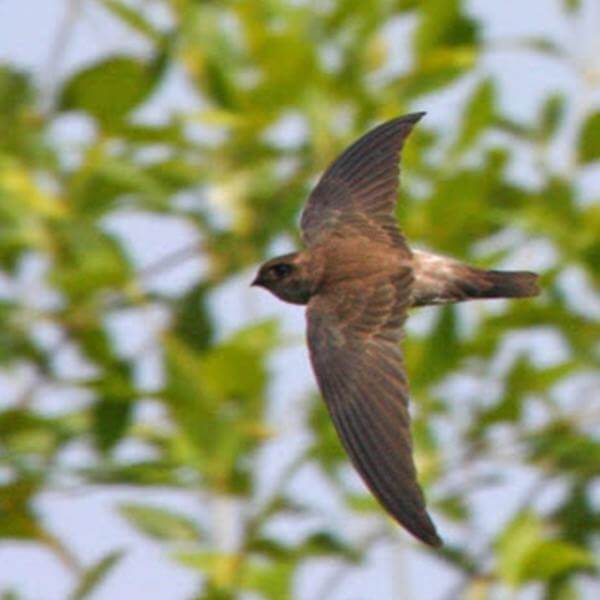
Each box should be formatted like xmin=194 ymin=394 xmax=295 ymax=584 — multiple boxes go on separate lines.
xmin=306 ymin=268 xmax=441 ymax=547
xmin=300 ymin=113 xmax=424 ymax=250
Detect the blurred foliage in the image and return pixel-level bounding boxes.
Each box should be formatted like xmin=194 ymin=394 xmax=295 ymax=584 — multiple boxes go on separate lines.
xmin=0 ymin=0 xmax=599 ymax=598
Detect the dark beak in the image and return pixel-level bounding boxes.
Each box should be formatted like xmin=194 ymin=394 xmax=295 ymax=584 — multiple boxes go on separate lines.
xmin=251 ymin=275 xmax=262 ymax=287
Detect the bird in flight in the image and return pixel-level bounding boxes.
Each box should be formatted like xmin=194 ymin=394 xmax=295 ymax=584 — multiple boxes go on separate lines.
xmin=252 ymin=113 xmax=539 ymax=547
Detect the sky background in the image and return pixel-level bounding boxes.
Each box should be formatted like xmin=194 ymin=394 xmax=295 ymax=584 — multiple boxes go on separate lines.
xmin=0 ymin=1 xmax=598 ymax=599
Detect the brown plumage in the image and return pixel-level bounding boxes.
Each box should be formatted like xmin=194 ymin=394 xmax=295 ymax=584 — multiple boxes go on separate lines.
xmin=252 ymin=113 xmax=539 ymax=547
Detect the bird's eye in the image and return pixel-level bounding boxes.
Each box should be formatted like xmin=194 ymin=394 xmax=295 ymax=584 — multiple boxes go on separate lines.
xmin=270 ymin=263 xmax=293 ymax=278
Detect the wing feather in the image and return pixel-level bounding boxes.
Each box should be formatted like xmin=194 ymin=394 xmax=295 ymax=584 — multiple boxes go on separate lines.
xmin=301 ymin=113 xmax=424 ymax=249
xmin=306 ymin=271 xmax=442 ymax=547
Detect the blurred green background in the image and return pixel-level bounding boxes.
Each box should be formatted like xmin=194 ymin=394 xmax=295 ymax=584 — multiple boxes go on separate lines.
xmin=0 ymin=0 xmax=599 ymax=598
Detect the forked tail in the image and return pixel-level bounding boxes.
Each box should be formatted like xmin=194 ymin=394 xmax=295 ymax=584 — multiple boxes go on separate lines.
xmin=411 ymin=250 xmax=540 ymax=307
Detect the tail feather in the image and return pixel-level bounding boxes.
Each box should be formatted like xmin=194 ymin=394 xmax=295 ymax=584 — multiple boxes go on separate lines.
xmin=411 ymin=250 xmax=540 ymax=307
xmin=476 ymin=269 xmax=540 ymax=299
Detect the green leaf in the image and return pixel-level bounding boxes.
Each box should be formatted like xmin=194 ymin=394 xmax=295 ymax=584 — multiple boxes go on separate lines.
xmin=497 ymin=512 xmax=546 ymax=586
xmin=242 ymin=558 xmax=294 ymax=600
xmin=402 ymin=0 xmax=480 ymax=99
xmin=527 ymin=421 xmax=600 ymax=477
xmin=515 ymin=37 xmax=564 ymax=57
xmin=172 ymin=284 xmax=215 ymax=352
xmin=69 ymin=155 xmax=170 ymax=215
xmin=435 ymin=495 xmax=469 ymax=522
xmin=478 ymin=356 xmax=531 ymax=427
xmin=174 ymin=551 xmax=240 ymax=591
xmin=0 ymin=408 xmax=71 ymax=455
xmin=454 ymin=78 xmax=496 ymax=152
xmin=414 ymin=0 xmax=479 ymax=55
xmin=519 ymin=539 xmax=594 ymax=581
xmin=59 ymin=56 xmax=155 ymax=124
xmin=547 ymin=580 xmax=579 ymax=600
xmin=412 ymin=305 xmax=460 ymax=387
xmin=50 ymin=224 xmax=131 ymax=301
xmin=71 ymin=550 xmax=124 ymax=600
xmin=163 ymin=321 xmax=277 ymax=493
xmin=0 ymin=66 xmax=48 ymax=163
xmin=0 ymin=480 xmax=42 ymax=540
xmin=204 ymin=58 xmax=238 ymax=110
xmin=578 ymin=111 xmax=600 ymax=164
xmin=563 ymin=0 xmax=581 ymax=12
xmin=119 ymin=503 xmax=202 ymax=542
xmin=539 ymin=93 xmax=565 ymax=141
xmin=81 ymin=461 xmax=180 ymax=487
xmin=552 ymin=483 xmax=600 ymax=546
xmin=299 ymin=531 xmax=359 ymax=561
xmin=497 ymin=512 xmax=594 ymax=587
xmin=0 ymin=66 xmax=30 ymax=113
xmin=247 ymin=537 xmax=293 ymax=560
xmin=92 ymin=396 xmax=133 ymax=453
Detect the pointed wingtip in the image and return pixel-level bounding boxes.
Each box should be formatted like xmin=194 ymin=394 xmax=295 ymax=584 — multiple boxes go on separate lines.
xmin=400 ymin=511 xmax=443 ymax=548
xmin=422 ymin=529 xmax=444 ymax=548
xmin=401 ymin=111 xmax=427 ymax=124
xmin=387 ymin=111 xmax=426 ymax=137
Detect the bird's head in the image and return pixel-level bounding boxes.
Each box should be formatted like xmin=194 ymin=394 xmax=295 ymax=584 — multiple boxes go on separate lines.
xmin=251 ymin=252 xmax=314 ymax=305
